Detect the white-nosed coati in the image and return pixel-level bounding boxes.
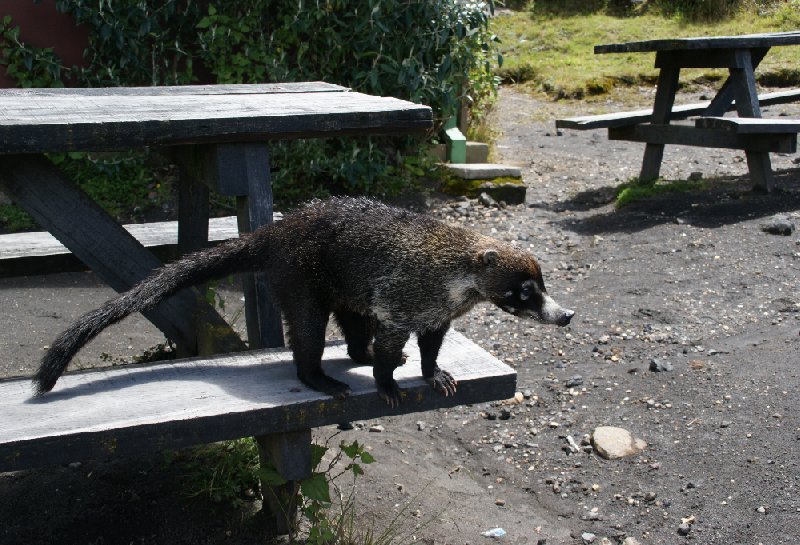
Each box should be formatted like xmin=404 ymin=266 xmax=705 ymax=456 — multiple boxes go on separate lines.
xmin=33 ymin=197 xmax=573 ymax=405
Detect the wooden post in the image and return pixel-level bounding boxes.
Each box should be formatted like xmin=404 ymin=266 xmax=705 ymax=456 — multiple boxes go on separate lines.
xmin=730 ymin=48 xmax=774 ymax=192
xmin=255 ymin=429 xmax=313 ymax=535
xmin=639 ymin=55 xmax=681 ymax=182
xmin=169 ymin=143 xmax=284 ymax=350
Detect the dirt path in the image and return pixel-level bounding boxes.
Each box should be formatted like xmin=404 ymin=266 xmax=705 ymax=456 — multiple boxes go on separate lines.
xmin=1 ymin=87 xmax=799 ymax=545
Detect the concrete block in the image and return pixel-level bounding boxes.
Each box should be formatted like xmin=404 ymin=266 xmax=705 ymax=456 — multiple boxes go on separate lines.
xmin=466 ymin=142 xmax=489 ymax=163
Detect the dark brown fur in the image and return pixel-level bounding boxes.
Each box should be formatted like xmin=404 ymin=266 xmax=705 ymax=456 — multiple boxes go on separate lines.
xmin=34 ymin=197 xmax=573 ymax=405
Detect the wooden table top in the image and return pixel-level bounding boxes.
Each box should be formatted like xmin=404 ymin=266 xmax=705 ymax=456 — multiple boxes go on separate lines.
xmin=595 ymin=30 xmax=800 ymax=54
xmin=0 ymin=82 xmax=433 ymax=154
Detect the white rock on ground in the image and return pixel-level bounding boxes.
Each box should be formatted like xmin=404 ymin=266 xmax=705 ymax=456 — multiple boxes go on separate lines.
xmin=591 ymin=426 xmax=647 ymax=459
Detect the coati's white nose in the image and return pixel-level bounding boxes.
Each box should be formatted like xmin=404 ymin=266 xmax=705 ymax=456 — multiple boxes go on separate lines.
xmin=542 ymin=295 xmax=574 ymax=326
xmin=559 ymin=308 xmax=575 ymax=326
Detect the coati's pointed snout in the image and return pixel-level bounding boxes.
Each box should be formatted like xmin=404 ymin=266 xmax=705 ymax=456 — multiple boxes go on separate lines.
xmin=556 ymin=308 xmax=575 ymax=326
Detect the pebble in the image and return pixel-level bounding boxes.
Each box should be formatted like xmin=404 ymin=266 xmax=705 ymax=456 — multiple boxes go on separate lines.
xmin=416 ymin=421 xmax=426 ymax=431
xmin=649 ymin=358 xmax=674 ymax=372
xmin=677 ymin=523 xmax=691 ymax=536
xmin=760 ymin=214 xmax=795 ymax=235
xmin=369 ymin=425 xmax=385 ymax=433
xmin=565 ymin=375 xmax=584 ymax=388
xmin=582 ymin=532 xmax=596 ymax=543
xmin=495 ymin=498 xmax=506 ymax=506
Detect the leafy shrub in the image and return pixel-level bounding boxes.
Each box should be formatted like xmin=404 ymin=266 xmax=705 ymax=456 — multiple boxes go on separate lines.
xmin=0 ymin=1 xmax=501 ymax=204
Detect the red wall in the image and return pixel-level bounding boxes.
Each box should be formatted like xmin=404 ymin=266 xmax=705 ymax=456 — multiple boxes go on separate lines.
xmin=1 ymin=0 xmax=89 ymax=87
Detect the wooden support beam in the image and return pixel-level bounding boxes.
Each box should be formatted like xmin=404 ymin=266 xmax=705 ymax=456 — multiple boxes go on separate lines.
xmin=639 ymin=64 xmax=681 ymax=181
xmin=256 ymin=429 xmax=312 ymax=534
xmin=0 ymin=155 xmax=244 ymax=355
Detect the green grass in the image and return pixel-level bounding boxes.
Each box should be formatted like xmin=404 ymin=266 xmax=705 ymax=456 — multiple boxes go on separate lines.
xmin=493 ymin=6 xmax=800 ymax=99
xmin=615 ymin=178 xmax=709 ymax=207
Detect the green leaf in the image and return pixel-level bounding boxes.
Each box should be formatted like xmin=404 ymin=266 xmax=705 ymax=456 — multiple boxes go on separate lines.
xmin=300 ymin=472 xmax=331 ymax=503
xmin=256 ymin=466 xmax=287 ymax=487
xmin=340 ymin=440 xmax=360 ymax=459
xmin=360 ymin=451 xmax=375 ymax=464
xmin=310 ymin=444 xmax=327 ymax=469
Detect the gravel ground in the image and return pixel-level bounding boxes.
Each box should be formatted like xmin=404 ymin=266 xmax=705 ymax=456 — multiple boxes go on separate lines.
xmin=1 ymin=86 xmax=798 ymax=545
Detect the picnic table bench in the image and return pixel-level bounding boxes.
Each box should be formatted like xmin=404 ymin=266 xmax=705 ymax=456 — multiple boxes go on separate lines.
xmin=556 ymin=32 xmax=800 ymax=191
xmin=0 ymin=330 xmax=516 ymax=533
xmin=0 ymin=82 xmax=518 ymax=531
xmin=0 ymin=215 xmax=253 ymax=277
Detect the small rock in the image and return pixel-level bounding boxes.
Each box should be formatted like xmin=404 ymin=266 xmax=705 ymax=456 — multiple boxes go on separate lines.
xmin=592 ymin=426 xmax=647 ymax=459
xmin=677 ymin=523 xmax=691 ymax=536
xmin=720 ymin=420 xmax=732 ymax=428
xmin=513 ymin=391 xmax=525 ymax=403
xmin=582 ymin=532 xmax=596 ymax=543
xmin=688 ymin=171 xmax=703 ymax=181
xmin=495 ymin=498 xmax=506 ymax=506
xmin=478 ymin=192 xmax=499 ymax=209
xmin=649 ymin=358 xmax=673 ymax=372
xmin=416 ymin=421 xmax=426 ymax=431
xmin=760 ymin=214 xmax=795 ymax=236
xmin=565 ymin=375 xmax=584 ymax=388
xmin=622 ymin=538 xmax=643 ymax=545
xmin=369 ymin=425 xmax=385 ymax=433
xmin=480 ymin=527 xmax=506 ymax=538
xmin=499 ymin=409 xmax=512 ymax=420
xmin=756 ymin=506 xmax=767 ymax=514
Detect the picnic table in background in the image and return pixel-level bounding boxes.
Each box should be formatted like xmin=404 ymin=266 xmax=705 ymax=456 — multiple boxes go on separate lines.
xmin=557 ymin=31 xmax=800 ymax=192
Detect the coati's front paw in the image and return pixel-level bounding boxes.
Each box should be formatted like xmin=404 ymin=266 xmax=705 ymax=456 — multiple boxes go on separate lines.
xmin=298 ymin=371 xmax=352 ymax=399
xmin=376 ymin=379 xmax=403 ymax=408
xmin=426 ymin=368 xmax=457 ymax=396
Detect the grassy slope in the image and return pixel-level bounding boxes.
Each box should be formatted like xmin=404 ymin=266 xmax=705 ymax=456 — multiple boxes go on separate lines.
xmin=494 ymin=8 xmax=800 ymax=99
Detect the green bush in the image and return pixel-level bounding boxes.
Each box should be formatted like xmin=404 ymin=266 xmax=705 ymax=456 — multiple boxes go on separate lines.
xmin=0 ymin=1 xmax=500 ymax=204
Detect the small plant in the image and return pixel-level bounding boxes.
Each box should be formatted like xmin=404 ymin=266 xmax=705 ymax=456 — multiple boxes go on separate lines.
xmin=615 ymin=177 xmax=709 ymax=207
xmin=170 ymin=434 xmax=388 ymax=543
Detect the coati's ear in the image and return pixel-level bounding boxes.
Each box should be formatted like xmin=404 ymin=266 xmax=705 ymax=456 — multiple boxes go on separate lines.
xmin=481 ymin=249 xmax=499 ymax=266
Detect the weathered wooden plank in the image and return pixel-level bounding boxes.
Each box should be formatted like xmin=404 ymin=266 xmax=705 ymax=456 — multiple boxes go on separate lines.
xmin=0 ymin=82 xmax=348 ymax=97
xmin=0 ymin=90 xmax=433 ymax=154
xmin=696 ymin=116 xmax=800 ymax=133
xmin=609 ymin=124 xmax=797 ymax=153
xmin=595 ymin=31 xmax=800 ymax=54
xmin=555 ymin=89 xmax=800 ymax=130
xmin=0 ymin=330 xmax=517 ymax=472
xmin=0 ymin=216 xmax=252 ymax=261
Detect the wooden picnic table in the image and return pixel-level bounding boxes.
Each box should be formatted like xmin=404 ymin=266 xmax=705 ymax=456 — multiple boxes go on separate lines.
xmin=594 ymin=31 xmax=800 ymax=191
xmin=0 ymin=82 xmax=432 ymax=358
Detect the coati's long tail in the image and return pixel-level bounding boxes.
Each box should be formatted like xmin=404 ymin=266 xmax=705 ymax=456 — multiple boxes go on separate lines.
xmin=33 ymin=228 xmax=271 ymax=395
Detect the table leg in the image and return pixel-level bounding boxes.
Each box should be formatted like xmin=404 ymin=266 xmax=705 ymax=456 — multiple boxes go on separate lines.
xmin=730 ymin=49 xmax=774 ymax=192
xmin=168 ymin=144 xmax=285 ymax=350
xmin=234 ymin=145 xmax=284 ymax=350
xmin=0 ymin=154 xmax=244 ymax=356
xmin=639 ymin=62 xmax=681 ymax=182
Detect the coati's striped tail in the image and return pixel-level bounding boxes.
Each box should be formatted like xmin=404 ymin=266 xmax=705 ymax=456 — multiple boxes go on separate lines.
xmin=33 ymin=229 xmax=269 ymax=395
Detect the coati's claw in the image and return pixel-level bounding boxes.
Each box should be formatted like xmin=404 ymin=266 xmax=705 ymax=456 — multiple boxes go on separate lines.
xmin=298 ymin=372 xmax=351 ymax=399
xmin=427 ymin=369 xmax=458 ymax=396
xmin=377 ymin=379 xmax=403 ymax=407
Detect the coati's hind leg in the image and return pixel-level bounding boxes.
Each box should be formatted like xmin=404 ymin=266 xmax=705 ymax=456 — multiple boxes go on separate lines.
xmin=372 ymin=326 xmax=411 ymax=407
xmin=418 ymin=323 xmax=457 ymax=396
xmin=333 ymin=310 xmax=376 ymax=365
xmin=284 ymin=304 xmax=351 ymax=399
xmin=334 ymin=310 xmax=408 ymax=367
